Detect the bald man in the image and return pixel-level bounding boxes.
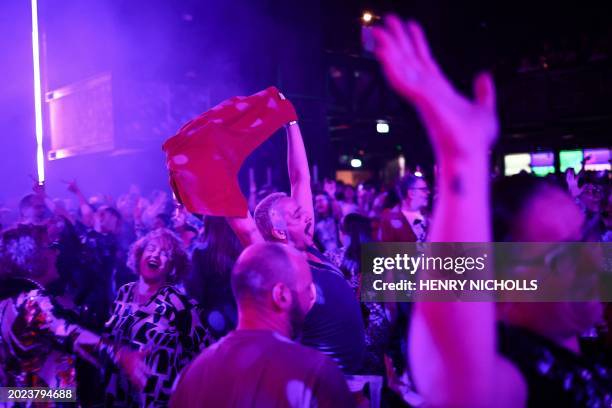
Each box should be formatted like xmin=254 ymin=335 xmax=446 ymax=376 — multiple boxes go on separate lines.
xmin=170 ymin=243 xmax=354 ymax=408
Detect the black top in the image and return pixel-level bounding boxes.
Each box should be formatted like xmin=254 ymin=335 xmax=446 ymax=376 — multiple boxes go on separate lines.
xmin=300 ymin=247 xmax=366 ymax=375
xmin=499 ymin=323 xmax=612 ymax=408
xmin=104 ymin=283 xmax=211 ymax=407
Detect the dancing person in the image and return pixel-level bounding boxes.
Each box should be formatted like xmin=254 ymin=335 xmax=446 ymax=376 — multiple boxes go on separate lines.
xmin=65 ymin=179 xmax=96 ymax=228
xmin=163 ymin=88 xmax=365 ymax=386
xmin=239 ymin=119 xmax=366 ymax=378
xmin=103 ymin=228 xmax=212 ymax=407
xmin=0 ymin=224 xmax=146 ymax=394
xmin=153 ymin=213 xmax=172 ymax=230
xmin=373 ymin=14 xmax=612 ymax=407
xmin=356 ymin=183 xmax=377 ymax=217
xmin=75 ymin=205 xmax=124 ymax=328
xmin=493 ymin=175 xmax=612 ymax=405
xmin=18 ymin=192 xmax=52 ymax=225
xmin=313 ymin=192 xmax=340 ymax=253
xmin=376 ymin=173 xmax=430 ymax=404
xmin=170 ymin=243 xmax=354 ymax=408
xmin=171 ymin=206 xmax=200 ymax=251
xmin=326 ymin=213 xmax=392 ymax=407
xmin=338 ymin=184 xmax=359 ymax=216
xmin=187 ymin=216 xmax=243 ymax=338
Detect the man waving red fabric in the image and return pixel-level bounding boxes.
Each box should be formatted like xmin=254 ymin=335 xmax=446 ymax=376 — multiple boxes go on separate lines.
xmin=163 ymin=86 xmax=297 ymax=217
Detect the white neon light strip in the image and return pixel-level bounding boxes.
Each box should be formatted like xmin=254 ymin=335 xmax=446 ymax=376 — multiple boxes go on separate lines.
xmin=31 ymin=0 xmax=45 ymax=183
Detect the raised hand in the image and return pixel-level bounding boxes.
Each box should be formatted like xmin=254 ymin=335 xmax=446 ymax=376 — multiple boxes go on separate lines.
xmin=373 ymin=15 xmax=498 ymax=158
xmin=565 ymin=168 xmax=584 ymax=198
xmin=374 ymin=16 xmax=516 ymax=408
xmin=64 ymin=179 xmax=81 ymax=195
xmin=117 ymin=348 xmax=150 ymax=390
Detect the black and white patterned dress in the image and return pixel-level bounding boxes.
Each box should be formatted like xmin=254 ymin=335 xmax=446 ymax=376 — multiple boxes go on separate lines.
xmin=104 ymin=283 xmax=212 ymax=407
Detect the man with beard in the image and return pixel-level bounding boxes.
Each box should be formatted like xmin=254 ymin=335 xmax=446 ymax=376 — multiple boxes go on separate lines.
xmin=230 ymin=120 xmax=366 ymax=382
xmin=163 ymin=89 xmax=365 ymax=384
xmin=170 ymin=243 xmax=354 ymax=408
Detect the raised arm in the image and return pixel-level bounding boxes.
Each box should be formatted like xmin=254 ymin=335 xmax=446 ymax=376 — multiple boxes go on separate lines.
xmin=66 ymin=179 xmax=95 ymax=227
xmin=228 ymin=119 xmax=313 ymax=248
xmin=8 ymin=289 xmax=148 ymax=389
xmin=226 ymin=119 xmax=312 ymax=248
xmin=373 ymin=16 xmax=523 ymax=407
xmin=227 ymin=212 xmax=264 ymax=247
xmin=286 ymin=121 xmax=314 ymax=221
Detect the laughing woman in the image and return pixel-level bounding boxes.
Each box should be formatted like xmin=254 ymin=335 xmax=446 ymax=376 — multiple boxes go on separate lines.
xmin=104 ymin=228 xmax=212 ymax=407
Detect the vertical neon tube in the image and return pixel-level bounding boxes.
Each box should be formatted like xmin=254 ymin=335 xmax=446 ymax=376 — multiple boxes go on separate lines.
xmin=31 ymin=0 xmax=45 ymax=184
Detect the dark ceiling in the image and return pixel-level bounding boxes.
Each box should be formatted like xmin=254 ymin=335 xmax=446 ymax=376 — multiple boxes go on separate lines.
xmin=319 ymin=0 xmax=612 ymax=170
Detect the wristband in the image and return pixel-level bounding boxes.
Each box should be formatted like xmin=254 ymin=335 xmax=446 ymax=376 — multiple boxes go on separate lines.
xmin=287 ymin=120 xmax=298 ymax=127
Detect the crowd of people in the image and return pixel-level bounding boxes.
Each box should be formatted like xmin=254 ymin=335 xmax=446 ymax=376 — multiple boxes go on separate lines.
xmin=1 ymin=14 xmax=612 ymax=408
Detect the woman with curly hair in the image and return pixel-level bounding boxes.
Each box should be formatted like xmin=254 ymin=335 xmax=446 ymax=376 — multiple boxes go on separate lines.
xmin=103 ymin=228 xmax=212 ymax=407
xmin=0 ymin=224 xmax=145 ymax=399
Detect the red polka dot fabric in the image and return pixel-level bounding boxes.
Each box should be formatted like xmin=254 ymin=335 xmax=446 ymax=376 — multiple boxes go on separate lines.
xmin=163 ymin=87 xmax=297 ymax=217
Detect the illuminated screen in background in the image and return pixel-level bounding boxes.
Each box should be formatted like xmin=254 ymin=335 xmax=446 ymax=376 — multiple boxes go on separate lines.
xmin=584 ymin=148 xmax=611 ymax=171
xmin=504 ymin=153 xmax=531 ymax=176
xmin=506 ymin=148 xmax=610 ymax=176
xmin=559 ymin=150 xmax=584 ymax=172
xmin=504 ymin=152 xmax=554 ymax=176
xmin=530 ymin=151 xmax=555 ymax=176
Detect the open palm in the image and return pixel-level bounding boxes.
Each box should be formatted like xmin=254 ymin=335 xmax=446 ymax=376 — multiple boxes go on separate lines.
xmin=373 ymin=16 xmax=498 ymax=158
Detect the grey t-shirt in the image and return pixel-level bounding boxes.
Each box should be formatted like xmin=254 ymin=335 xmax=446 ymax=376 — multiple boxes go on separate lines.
xmin=170 ymin=330 xmax=354 ymax=408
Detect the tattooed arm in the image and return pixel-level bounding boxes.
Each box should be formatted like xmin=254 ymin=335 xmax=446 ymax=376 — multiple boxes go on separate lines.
xmin=374 ymin=15 xmax=525 ymax=407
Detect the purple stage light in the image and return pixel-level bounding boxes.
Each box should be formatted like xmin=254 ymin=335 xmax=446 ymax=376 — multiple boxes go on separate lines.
xmin=31 ymin=0 xmax=45 ymax=184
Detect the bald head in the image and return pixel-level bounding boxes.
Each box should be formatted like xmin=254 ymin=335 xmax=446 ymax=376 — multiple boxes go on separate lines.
xmin=232 ymin=242 xmax=316 ymax=337
xmin=231 ymin=242 xmax=307 ymax=303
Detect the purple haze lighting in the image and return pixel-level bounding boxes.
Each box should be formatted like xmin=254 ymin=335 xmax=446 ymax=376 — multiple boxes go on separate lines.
xmin=31 ymin=0 xmax=45 ymax=184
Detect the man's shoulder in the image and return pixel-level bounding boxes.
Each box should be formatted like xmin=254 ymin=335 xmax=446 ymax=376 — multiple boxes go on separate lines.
xmin=217 ymin=330 xmax=327 ymax=356
xmin=276 ymin=334 xmax=323 ymax=355
xmin=270 ymin=334 xmax=343 ymax=372
xmin=187 ymin=331 xmax=332 ymax=373
xmin=173 ymin=331 xmax=349 ymax=408
xmin=380 ymin=206 xmax=403 ymax=220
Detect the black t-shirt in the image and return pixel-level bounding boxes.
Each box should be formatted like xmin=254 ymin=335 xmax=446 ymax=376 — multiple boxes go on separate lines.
xmin=499 ymin=323 xmax=612 ymax=407
xmin=170 ymin=330 xmax=354 ymax=408
xmin=300 ymin=247 xmax=366 ymax=375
